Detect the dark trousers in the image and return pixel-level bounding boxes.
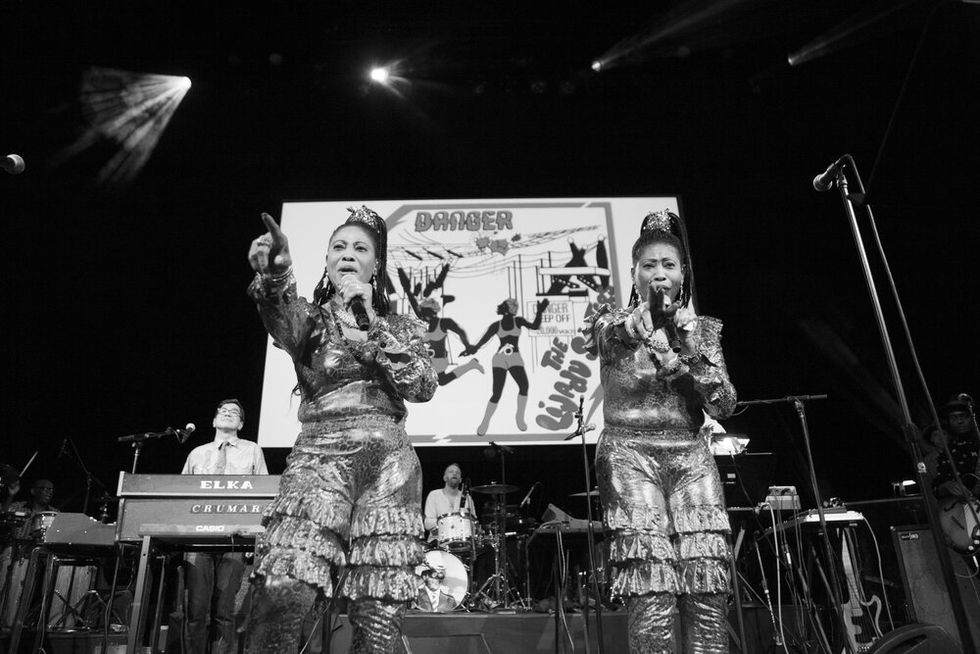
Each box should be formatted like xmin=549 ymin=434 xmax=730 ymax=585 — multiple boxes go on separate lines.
xmin=184 ymin=552 xmax=246 ymax=654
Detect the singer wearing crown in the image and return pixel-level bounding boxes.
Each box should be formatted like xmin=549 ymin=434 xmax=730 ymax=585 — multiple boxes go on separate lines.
xmin=584 ymin=209 xmax=736 ymax=653
xmin=245 ymin=207 xmax=437 ymax=653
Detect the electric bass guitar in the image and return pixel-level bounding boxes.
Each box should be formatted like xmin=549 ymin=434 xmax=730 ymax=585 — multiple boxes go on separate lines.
xmin=839 ymin=517 xmax=883 ymax=653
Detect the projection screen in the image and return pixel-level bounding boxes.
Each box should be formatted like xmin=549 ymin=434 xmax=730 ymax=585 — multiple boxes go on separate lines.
xmin=256 ymin=197 xmax=681 ymax=448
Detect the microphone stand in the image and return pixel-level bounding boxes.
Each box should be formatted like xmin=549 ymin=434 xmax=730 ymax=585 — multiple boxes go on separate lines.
xmin=571 ymin=396 xmax=605 ymax=654
xmin=828 ymin=158 xmax=975 ymax=652
xmin=117 ymin=427 xmax=179 ymax=474
xmin=62 ymin=436 xmax=108 ymax=515
xmin=737 ymin=394 xmax=853 ymax=652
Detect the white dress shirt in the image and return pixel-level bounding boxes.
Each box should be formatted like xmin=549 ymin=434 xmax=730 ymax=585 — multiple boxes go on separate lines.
xmin=181 ymin=436 xmax=269 ymax=475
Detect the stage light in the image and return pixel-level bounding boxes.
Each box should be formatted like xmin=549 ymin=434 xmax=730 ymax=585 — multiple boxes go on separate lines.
xmin=370 ymin=67 xmax=390 ymax=84
xmin=50 ymin=67 xmax=192 ymax=187
xmin=591 ymin=60 xmax=602 ymax=72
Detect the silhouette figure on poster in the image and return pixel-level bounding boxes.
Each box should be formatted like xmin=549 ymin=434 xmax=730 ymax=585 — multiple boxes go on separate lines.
xmin=463 ymin=297 xmax=550 ymax=435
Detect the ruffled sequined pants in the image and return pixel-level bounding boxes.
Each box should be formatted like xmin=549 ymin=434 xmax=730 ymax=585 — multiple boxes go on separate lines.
xmin=245 ymin=414 xmax=424 ymax=654
xmin=596 ymin=425 xmax=731 ymax=653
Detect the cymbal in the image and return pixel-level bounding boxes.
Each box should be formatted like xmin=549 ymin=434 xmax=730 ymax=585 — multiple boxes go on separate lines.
xmin=569 ymin=489 xmax=601 ymax=497
xmin=470 ymin=483 xmax=518 ymax=495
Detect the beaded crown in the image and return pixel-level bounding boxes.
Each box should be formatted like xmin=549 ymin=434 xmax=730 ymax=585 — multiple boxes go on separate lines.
xmin=345 ymin=205 xmax=387 ymax=250
xmin=642 ymin=208 xmax=675 ymax=234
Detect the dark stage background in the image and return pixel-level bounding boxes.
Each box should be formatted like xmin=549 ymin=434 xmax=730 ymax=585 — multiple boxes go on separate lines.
xmin=0 ymin=1 xmax=977 ymax=518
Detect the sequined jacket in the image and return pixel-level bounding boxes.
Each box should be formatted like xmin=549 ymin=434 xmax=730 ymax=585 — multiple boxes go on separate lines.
xmin=587 ymin=305 xmax=736 ymax=431
xmin=249 ymin=273 xmax=438 ymax=424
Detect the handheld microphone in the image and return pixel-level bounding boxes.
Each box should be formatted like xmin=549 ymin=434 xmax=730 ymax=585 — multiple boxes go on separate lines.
xmin=649 ymin=286 xmax=682 ymax=353
xmin=349 ymin=298 xmax=370 ymax=330
xmin=812 ymin=155 xmax=848 ymax=192
xmin=520 ymin=481 xmax=542 ymax=507
xmin=2 ymin=154 xmax=25 ymax=175
xmin=341 ymin=273 xmax=371 ymax=330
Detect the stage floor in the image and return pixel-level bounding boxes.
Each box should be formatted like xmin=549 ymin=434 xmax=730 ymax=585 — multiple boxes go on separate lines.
xmin=346 ymin=610 xmax=629 ymax=654
xmin=0 ymin=611 xmax=627 ymax=654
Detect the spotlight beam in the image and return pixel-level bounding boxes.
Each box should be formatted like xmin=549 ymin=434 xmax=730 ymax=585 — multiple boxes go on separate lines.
xmin=787 ymin=0 xmax=919 ymax=67
xmin=593 ymin=0 xmax=747 ymax=71
xmin=51 ymin=68 xmax=192 ymax=187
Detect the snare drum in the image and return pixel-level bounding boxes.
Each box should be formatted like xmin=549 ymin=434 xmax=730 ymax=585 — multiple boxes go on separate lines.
xmin=416 ymin=549 xmax=468 ymax=611
xmin=436 ymin=511 xmax=474 ymax=551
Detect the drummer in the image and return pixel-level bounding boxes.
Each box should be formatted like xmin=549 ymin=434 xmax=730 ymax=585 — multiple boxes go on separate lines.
xmin=423 ymin=464 xmax=476 ymax=545
xmin=3 ymin=478 xmax=56 ymax=537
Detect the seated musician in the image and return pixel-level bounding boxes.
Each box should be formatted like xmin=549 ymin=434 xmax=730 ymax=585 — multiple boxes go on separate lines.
xmin=413 ymin=565 xmax=456 ymax=613
xmin=929 ymin=393 xmax=979 ymax=499
xmin=180 ymin=399 xmax=268 ymax=654
xmin=423 ymin=463 xmax=476 ymax=545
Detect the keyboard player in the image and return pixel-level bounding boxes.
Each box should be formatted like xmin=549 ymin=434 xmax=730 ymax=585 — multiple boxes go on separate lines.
xmin=181 ymin=399 xmax=268 ymax=654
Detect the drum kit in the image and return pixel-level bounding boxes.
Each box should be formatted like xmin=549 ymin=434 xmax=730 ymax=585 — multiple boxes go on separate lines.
xmin=421 ymin=481 xmax=540 ymax=613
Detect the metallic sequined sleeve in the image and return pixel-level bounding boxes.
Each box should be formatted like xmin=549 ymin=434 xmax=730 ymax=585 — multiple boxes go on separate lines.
xmin=586 ymin=304 xmax=641 ymax=361
xmin=247 ymin=271 xmax=315 ymax=361
xmin=685 ymin=316 xmax=736 ymax=420
xmin=369 ymin=314 xmax=438 ymax=404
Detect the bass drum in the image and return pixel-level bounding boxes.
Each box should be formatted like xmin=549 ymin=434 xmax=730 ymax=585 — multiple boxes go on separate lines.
xmin=417 ymin=550 xmax=469 ymax=611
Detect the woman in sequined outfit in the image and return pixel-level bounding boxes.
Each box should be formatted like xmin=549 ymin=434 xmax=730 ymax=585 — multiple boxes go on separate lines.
xmin=586 ymin=210 xmax=735 ymax=653
xmin=245 ymin=207 xmax=437 ymax=653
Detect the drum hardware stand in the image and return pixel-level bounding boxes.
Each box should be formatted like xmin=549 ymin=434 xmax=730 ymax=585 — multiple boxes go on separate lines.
xmin=59 ymin=436 xmax=108 ymax=515
xmin=487 ymin=441 xmax=512 ymax=487
xmin=472 ymin=506 xmax=523 ymax=609
xmin=479 ymin=442 xmax=530 ymax=610
xmin=49 ymin=586 xmax=99 ymax=631
xmin=567 ymin=396 xmax=605 ymax=654
xmin=460 ymin=492 xmax=480 ymax=613
xmin=53 ymin=435 xmax=112 ymax=633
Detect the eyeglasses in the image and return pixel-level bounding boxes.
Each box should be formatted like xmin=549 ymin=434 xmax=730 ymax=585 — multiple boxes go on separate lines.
xmin=217 ymin=408 xmax=242 ymax=417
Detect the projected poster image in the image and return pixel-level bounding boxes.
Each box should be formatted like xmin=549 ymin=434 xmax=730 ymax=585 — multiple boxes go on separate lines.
xmin=256 ymin=197 xmax=681 ymax=448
